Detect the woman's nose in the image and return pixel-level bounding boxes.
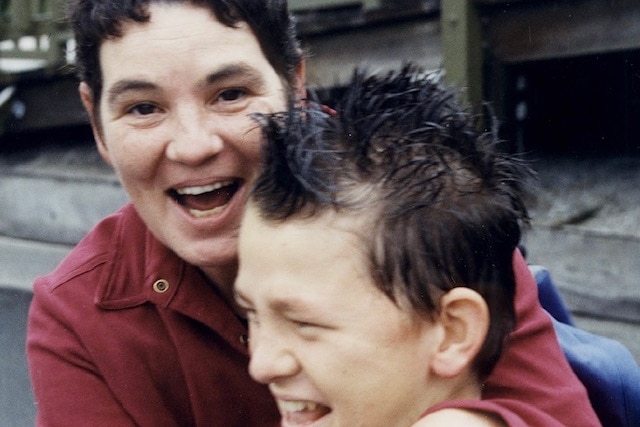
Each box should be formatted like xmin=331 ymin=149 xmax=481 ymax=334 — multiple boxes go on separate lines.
xmin=165 ymin=108 xmax=224 ymax=164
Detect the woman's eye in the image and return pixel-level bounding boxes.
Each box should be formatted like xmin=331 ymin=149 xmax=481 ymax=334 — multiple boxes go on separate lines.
xmin=129 ymin=103 xmax=158 ymax=115
xmin=218 ymin=88 xmax=246 ymax=102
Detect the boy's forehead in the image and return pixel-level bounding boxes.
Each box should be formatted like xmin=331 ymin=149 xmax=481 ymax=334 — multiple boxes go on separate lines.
xmin=236 ymin=206 xmax=422 ymax=327
xmin=240 ymin=201 xmax=380 ymax=279
xmin=237 ymin=204 xmax=371 ymax=288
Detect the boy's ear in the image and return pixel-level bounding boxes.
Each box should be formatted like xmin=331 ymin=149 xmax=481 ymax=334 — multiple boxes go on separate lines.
xmin=78 ymin=82 xmax=112 ymax=166
xmin=430 ymin=287 xmax=490 ymax=379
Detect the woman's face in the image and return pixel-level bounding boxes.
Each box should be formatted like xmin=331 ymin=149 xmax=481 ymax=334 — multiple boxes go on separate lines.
xmin=84 ymin=3 xmax=301 ymax=289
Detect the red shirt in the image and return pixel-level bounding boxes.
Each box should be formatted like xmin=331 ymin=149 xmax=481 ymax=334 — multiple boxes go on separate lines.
xmin=27 ymin=203 xmax=599 ymax=426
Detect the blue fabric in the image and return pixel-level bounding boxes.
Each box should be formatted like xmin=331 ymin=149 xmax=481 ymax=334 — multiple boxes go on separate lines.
xmin=553 ymin=319 xmax=640 ymax=427
xmin=530 ymin=265 xmax=640 ymax=427
xmin=530 ymin=265 xmax=575 ymax=326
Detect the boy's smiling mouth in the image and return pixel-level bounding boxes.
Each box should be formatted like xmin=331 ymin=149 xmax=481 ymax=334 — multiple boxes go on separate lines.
xmin=169 ymin=179 xmax=241 ymax=218
xmin=276 ymin=399 xmax=331 ymax=426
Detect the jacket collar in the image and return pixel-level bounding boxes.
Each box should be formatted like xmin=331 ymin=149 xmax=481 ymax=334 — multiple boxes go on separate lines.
xmin=94 ymin=204 xmax=187 ymax=310
xmin=91 ymin=204 xmax=250 ymax=354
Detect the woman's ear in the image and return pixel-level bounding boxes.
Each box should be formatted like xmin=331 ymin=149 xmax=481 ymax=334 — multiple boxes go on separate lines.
xmin=78 ymin=82 xmax=112 ymax=165
xmin=430 ymin=287 xmax=490 ymax=379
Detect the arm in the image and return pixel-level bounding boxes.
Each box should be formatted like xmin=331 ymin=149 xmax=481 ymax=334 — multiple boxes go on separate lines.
xmin=27 ymin=279 xmax=137 ymax=427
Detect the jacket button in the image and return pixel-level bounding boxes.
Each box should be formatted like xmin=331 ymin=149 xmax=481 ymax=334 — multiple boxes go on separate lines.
xmin=152 ymin=279 xmax=170 ymax=293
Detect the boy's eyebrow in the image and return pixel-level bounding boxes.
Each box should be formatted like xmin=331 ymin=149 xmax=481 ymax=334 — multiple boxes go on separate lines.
xmin=269 ymin=296 xmax=320 ymax=317
xmin=234 ymin=288 xmax=317 ymax=315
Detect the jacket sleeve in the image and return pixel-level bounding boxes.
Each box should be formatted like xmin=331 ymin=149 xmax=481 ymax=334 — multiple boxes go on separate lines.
xmin=27 ymin=277 xmax=137 ymax=427
xmin=481 ymin=250 xmax=601 ymax=427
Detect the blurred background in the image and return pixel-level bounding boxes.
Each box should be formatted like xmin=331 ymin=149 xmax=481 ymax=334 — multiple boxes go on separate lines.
xmin=2 ymin=1 xmax=639 ymax=425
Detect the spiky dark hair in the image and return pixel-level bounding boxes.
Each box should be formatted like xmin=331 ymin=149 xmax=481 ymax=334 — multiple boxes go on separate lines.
xmin=251 ymin=65 xmax=535 ymax=379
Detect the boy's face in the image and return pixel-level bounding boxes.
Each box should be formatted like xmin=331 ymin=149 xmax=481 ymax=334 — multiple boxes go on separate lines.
xmin=235 ymin=205 xmax=441 ymax=427
xmin=82 ymin=3 xmax=300 ymax=287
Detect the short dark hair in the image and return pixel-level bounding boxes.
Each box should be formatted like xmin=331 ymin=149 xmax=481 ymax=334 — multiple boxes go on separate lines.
xmin=68 ymin=0 xmax=303 ymax=104
xmin=251 ymin=66 xmax=534 ymax=379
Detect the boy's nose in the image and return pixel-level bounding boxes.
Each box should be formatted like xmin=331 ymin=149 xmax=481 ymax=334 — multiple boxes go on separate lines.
xmin=248 ymin=333 xmax=300 ymax=385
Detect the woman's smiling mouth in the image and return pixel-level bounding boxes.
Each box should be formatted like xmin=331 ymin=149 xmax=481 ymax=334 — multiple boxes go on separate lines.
xmin=170 ymin=179 xmax=242 ymax=218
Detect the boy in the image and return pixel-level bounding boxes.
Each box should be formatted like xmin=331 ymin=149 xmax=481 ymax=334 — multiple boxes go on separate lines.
xmin=235 ymin=67 xmax=539 ymax=426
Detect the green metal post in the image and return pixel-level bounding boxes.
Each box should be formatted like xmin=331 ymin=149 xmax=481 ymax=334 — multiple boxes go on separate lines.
xmin=440 ymin=0 xmax=483 ymax=111
xmin=9 ymin=0 xmax=31 ymax=35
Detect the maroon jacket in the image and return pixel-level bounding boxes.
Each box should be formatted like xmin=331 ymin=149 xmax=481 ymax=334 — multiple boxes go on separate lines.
xmin=27 ymin=204 xmax=279 ymax=426
xmin=419 ymin=250 xmax=603 ymax=426
xmin=27 ymin=203 xmax=599 ymax=426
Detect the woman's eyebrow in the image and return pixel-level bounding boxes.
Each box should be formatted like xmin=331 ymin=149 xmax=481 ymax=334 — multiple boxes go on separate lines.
xmin=107 ymin=79 xmax=158 ymax=106
xmin=204 ymin=63 xmax=266 ymax=87
xmin=105 ymin=63 xmax=266 ymax=107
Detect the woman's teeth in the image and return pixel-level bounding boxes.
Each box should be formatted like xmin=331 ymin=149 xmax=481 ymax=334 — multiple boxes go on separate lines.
xmin=188 ymin=205 xmax=226 ymax=218
xmin=175 ymin=180 xmax=235 ymax=196
xmin=172 ymin=180 xmax=239 ymax=217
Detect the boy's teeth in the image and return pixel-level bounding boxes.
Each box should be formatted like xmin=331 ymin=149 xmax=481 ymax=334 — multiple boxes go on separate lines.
xmin=278 ymin=400 xmax=319 ymax=412
xmin=277 ymin=400 xmax=331 ymax=425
